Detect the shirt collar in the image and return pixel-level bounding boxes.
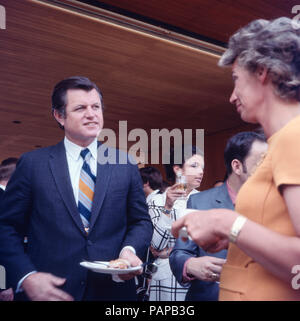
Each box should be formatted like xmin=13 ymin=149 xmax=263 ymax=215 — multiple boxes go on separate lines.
xmin=0 ymin=184 xmax=6 ymax=191
xmin=64 ymin=136 xmax=98 ymax=161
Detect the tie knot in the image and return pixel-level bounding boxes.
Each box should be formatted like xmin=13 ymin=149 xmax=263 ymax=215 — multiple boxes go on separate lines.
xmin=80 ymin=148 xmax=90 ymax=161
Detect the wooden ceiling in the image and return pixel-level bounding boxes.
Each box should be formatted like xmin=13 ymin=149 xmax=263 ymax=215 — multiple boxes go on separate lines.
xmin=0 ymin=0 xmax=296 ymax=161
xmin=91 ymin=0 xmax=296 ymax=44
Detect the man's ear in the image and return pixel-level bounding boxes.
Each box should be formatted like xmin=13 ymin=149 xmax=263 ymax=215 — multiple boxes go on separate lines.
xmin=231 ymin=159 xmax=243 ymax=176
xmin=53 ymin=109 xmax=65 ymax=127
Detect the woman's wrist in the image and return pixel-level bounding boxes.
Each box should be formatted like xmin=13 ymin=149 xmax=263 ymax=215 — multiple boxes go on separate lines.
xmin=163 ymin=200 xmax=174 ymax=215
xmin=213 ymin=209 xmax=239 ymax=240
xmin=228 ymin=215 xmax=247 ymax=243
xmin=162 ymin=207 xmax=172 ymax=216
xmin=164 ymin=200 xmax=173 ymax=211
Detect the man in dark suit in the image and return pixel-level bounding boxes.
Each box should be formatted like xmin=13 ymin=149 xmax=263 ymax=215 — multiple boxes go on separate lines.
xmin=0 ymin=158 xmax=18 ymax=200
xmin=0 ymin=76 xmax=153 ymax=301
xmin=169 ymin=131 xmax=268 ymax=301
xmin=0 ymin=158 xmax=18 ymax=301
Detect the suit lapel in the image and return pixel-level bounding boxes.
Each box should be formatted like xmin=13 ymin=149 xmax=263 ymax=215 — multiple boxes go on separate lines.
xmin=215 ymin=182 xmax=235 ymax=210
xmin=88 ymin=144 xmax=113 ymax=231
xmin=49 ymin=141 xmax=86 ymax=235
xmin=88 ymin=162 xmax=112 ymax=231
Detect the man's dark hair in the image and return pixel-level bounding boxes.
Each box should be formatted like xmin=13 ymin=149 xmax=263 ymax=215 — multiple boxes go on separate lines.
xmin=52 ymin=76 xmax=103 ymax=128
xmin=0 ymin=157 xmax=18 ymax=181
xmin=1 ymin=157 xmax=18 ymax=166
xmin=224 ymin=131 xmax=266 ymax=176
xmin=139 ymin=166 xmax=163 ymax=191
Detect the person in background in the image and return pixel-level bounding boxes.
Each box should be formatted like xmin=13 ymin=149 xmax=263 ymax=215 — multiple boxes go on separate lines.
xmin=0 ymin=76 xmax=152 ymax=301
xmin=213 ymin=180 xmax=224 ymax=188
xmin=148 ymin=145 xmax=204 ymax=301
xmin=0 ymin=158 xmax=18 ymax=199
xmin=172 ymin=17 xmax=300 ymax=300
xmin=137 ymin=166 xmax=164 ymax=300
xmin=0 ymin=157 xmax=18 ymax=301
xmin=139 ymin=166 xmax=164 ymax=203
xmin=169 ymin=131 xmax=267 ymax=301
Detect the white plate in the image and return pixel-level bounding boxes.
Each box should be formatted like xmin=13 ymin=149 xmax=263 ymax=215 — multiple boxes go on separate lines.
xmin=80 ymin=261 xmax=142 ymax=274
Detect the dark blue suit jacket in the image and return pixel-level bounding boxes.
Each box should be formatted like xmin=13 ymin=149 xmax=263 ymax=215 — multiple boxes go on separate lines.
xmin=0 ymin=188 xmax=4 ymax=202
xmin=0 ymin=141 xmax=153 ymax=300
xmin=169 ymin=182 xmax=233 ymax=301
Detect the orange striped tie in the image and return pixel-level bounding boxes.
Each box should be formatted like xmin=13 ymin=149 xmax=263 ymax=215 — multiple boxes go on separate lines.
xmin=78 ymin=148 xmax=96 ymax=233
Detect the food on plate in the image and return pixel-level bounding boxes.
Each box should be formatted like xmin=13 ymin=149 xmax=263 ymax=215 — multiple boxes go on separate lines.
xmin=108 ymin=258 xmax=131 ymax=269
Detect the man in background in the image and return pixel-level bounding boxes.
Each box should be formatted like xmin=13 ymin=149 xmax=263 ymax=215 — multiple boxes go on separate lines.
xmin=0 ymin=157 xmax=18 ymax=199
xmin=0 ymin=157 xmax=18 ymax=301
xmin=139 ymin=166 xmax=164 ymax=203
xmin=169 ymin=131 xmax=267 ymax=301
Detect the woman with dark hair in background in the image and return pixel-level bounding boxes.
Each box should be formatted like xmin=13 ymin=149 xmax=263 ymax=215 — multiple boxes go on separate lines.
xmin=148 ymin=145 xmax=204 ymax=301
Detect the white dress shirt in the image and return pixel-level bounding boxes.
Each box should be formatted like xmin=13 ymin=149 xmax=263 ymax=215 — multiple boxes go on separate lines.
xmin=64 ymin=136 xmax=97 ymax=205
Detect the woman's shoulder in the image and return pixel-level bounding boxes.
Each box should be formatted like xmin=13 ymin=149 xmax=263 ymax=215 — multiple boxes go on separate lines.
xmin=272 ymin=115 xmax=300 ymax=141
xmin=149 ymin=190 xmax=167 ymax=205
xmin=269 ymin=115 xmax=300 ymax=152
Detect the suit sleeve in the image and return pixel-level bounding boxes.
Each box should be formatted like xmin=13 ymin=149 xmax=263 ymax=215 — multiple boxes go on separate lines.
xmin=169 ymin=193 xmax=201 ymax=285
xmin=169 ymin=238 xmax=200 ymax=285
xmin=0 ymin=154 xmax=36 ymax=290
xmin=121 ymin=163 xmax=153 ymax=259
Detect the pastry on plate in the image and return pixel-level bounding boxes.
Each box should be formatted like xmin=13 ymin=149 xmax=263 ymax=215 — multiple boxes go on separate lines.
xmin=108 ymin=258 xmax=131 ymax=269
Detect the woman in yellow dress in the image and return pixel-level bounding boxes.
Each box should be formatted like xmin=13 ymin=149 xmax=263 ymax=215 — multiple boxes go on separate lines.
xmin=172 ymin=17 xmax=300 ymax=300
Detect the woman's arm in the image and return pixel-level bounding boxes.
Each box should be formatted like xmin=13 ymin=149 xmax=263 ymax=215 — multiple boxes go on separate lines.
xmin=149 ymin=185 xmax=185 ymax=251
xmin=148 ymin=200 xmax=172 ymax=251
xmin=172 ymin=185 xmax=300 ymax=283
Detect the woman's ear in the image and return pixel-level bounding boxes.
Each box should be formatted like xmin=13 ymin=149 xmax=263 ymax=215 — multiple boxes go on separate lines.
xmin=256 ymin=66 xmax=268 ymax=84
xmin=173 ymin=165 xmax=182 ymax=176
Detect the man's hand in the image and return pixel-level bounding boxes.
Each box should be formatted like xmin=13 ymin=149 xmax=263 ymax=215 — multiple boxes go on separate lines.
xmin=22 ymin=272 xmax=74 ymax=301
xmin=186 ymin=256 xmax=226 ymax=282
xmin=118 ymin=249 xmax=143 ymax=281
xmin=0 ymin=288 xmax=14 ymax=301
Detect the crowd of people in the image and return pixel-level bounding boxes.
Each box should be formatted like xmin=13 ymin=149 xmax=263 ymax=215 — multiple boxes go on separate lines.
xmin=0 ymin=16 xmax=300 ymax=301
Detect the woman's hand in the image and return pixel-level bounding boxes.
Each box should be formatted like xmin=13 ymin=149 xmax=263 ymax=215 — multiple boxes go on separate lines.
xmin=172 ymin=209 xmax=237 ymax=252
xmin=150 ymin=246 xmax=173 ymax=259
xmin=164 ymin=184 xmax=186 ymax=210
xmin=186 ymin=256 xmax=226 ymax=282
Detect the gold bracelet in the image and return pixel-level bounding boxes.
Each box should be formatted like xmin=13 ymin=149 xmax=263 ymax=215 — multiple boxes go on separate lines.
xmin=229 ymin=215 xmax=247 ymax=243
